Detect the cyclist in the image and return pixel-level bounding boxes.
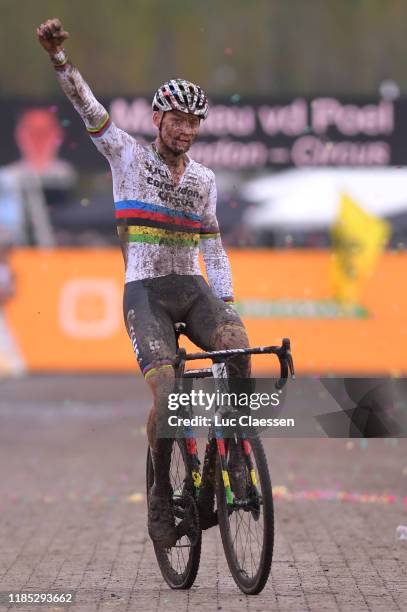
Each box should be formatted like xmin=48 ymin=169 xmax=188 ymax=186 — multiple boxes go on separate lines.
xmin=37 ymin=18 xmax=251 ymax=548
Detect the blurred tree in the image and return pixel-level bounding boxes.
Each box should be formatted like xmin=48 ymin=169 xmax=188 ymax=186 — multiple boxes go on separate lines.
xmin=0 ymin=0 xmax=406 ymax=97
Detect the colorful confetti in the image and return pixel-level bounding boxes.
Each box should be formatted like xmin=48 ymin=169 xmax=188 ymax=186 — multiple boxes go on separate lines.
xmin=273 ymin=485 xmax=401 ymax=505
xmin=1 ymin=487 xmax=404 ymax=508
xmin=127 ymin=492 xmax=144 ymax=503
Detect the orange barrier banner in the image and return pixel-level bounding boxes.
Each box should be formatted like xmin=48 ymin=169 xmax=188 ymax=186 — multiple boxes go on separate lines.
xmin=3 ymin=249 xmax=406 ymax=374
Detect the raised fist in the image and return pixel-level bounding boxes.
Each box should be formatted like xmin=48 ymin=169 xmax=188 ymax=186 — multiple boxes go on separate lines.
xmin=37 ymin=18 xmax=69 ymax=54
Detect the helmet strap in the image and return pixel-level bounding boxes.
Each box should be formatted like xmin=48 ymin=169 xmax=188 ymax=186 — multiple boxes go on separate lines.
xmin=158 ymin=111 xmax=165 ymax=134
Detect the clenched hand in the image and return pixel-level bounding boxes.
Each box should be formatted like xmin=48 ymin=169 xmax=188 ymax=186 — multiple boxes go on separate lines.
xmin=37 ymin=18 xmax=69 ymax=54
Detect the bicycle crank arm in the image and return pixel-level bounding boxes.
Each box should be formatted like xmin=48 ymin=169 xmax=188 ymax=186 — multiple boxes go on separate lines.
xmin=175 ymin=517 xmax=200 ymax=545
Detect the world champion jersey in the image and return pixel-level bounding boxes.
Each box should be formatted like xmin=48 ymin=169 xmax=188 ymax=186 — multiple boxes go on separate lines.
xmin=52 ymin=54 xmax=233 ymax=300
xmin=90 ymin=118 xmax=218 ymax=283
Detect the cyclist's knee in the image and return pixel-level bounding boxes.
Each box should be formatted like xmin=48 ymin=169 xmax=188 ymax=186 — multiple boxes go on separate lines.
xmin=144 ymin=359 xmax=174 ymax=383
xmin=210 ymin=323 xmax=251 ymax=377
xmin=145 ymin=361 xmax=176 ymax=417
xmin=145 ymin=361 xmax=175 ymax=391
xmin=211 ymin=323 xmax=249 ymax=350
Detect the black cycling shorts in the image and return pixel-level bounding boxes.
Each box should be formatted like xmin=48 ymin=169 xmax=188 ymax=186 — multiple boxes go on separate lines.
xmin=123 ymin=273 xmax=244 ymax=377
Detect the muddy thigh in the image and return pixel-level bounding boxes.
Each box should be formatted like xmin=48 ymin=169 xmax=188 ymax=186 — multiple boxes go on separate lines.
xmin=186 ymin=291 xmax=251 ymax=378
xmin=123 ymin=280 xmax=177 ymax=376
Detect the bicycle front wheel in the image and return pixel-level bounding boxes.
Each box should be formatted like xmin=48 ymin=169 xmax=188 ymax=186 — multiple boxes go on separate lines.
xmin=146 ymin=439 xmax=202 ymax=589
xmin=216 ymin=435 xmax=274 ymax=595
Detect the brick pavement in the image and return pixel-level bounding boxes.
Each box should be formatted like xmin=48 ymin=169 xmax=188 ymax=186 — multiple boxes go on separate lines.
xmin=0 ymin=375 xmax=406 ymax=611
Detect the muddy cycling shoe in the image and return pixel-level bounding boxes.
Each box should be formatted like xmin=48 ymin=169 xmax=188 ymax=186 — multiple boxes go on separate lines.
xmin=228 ymin=442 xmax=248 ymax=499
xmin=148 ymin=490 xmax=178 ymax=548
xmin=197 ymin=484 xmax=218 ymax=530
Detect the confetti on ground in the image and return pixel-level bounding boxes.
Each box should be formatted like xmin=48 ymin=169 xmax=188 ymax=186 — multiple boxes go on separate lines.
xmin=396 ymin=525 xmax=407 ymax=540
xmin=42 ymin=496 xmax=56 ymax=504
xmin=273 ymin=485 xmax=404 ymax=505
xmin=2 ymin=488 xmax=405 ymax=507
xmin=127 ymin=492 xmax=144 ymax=503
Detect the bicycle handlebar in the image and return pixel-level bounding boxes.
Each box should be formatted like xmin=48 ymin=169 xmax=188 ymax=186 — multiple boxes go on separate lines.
xmin=174 ymin=338 xmax=295 ymax=390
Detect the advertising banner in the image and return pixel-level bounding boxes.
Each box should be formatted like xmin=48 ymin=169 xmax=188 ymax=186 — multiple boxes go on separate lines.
xmin=2 ymin=249 xmax=406 ymax=374
xmin=1 ymin=96 xmax=407 ymax=170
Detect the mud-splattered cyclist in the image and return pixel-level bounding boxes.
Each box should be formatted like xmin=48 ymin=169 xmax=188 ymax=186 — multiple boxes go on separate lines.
xmin=37 ymin=17 xmax=251 ymax=548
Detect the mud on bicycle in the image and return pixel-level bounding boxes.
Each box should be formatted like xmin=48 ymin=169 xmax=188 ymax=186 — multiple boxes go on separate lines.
xmin=146 ymin=322 xmax=295 ymax=595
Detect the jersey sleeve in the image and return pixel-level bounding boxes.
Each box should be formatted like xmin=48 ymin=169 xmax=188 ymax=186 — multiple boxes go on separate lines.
xmin=200 ymin=172 xmax=234 ymax=302
xmin=51 ymin=52 xmax=135 ymax=163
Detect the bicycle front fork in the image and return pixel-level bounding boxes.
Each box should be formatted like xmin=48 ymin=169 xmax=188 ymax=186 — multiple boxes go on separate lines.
xmin=183 ymin=426 xmax=259 ymax=507
xmin=181 ymin=361 xmax=259 ymax=507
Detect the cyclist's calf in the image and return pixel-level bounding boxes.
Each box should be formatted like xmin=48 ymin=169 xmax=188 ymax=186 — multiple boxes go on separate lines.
xmin=145 ymin=363 xmax=176 ymax=497
xmin=146 ymin=363 xmax=175 ymax=448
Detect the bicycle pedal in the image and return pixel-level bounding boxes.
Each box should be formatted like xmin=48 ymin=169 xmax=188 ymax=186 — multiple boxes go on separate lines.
xmin=176 ymin=517 xmax=200 ymax=545
xmin=175 ymin=518 xmax=189 ymax=538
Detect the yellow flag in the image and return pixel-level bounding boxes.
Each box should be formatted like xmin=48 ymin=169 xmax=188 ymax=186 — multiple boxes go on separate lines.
xmin=331 ymin=193 xmax=390 ymax=305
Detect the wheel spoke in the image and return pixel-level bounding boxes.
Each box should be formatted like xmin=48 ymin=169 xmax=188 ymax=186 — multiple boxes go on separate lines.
xmin=151 ymin=440 xmax=201 ymax=587
xmin=220 ymin=437 xmax=272 ymax=590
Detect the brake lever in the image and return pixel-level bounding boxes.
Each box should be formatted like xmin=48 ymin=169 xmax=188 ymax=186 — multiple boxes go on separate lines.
xmin=275 ymin=338 xmax=295 ymax=390
xmin=287 ymin=351 xmax=295 ymax=378
xmin=275 ymin=361 xmax=288 ymax=390
xmin=281 ymin=338 xmax=295 ymax=379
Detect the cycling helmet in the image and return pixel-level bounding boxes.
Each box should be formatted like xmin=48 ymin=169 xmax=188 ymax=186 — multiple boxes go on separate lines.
xmin=152 ymin=78 xmax=209 ymax=120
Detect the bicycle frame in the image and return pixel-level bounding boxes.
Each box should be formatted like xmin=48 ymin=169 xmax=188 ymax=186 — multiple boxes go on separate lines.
xmin=172 ymin=329 xmax=295 ymax=510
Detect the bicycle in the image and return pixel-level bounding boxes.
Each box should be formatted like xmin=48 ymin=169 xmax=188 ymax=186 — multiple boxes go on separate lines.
xmin=146 ymin=323 xmax=295 ymax=595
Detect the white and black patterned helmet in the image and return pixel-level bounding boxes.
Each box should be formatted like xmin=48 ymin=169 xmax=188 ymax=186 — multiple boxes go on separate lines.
xmin=152 ymin=78 xmax=209 ymax=119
